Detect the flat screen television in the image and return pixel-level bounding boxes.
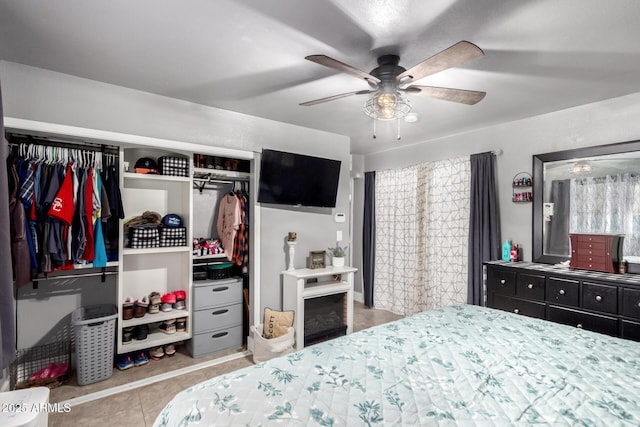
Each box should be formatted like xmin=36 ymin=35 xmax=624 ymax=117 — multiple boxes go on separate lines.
xmin=258 ymin=149 xmax=341 ymax=207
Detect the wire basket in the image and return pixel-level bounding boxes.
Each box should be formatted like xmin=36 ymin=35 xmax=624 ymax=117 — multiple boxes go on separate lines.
xmin=207 ymin=262 xmax=233 ymax=280
xmin=10 ymin=340 xmax=72 ymax=390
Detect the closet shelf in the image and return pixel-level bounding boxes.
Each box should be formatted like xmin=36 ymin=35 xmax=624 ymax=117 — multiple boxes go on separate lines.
xmin=123 ymin=172 xmax=190 ymax=183
xmin=193 ymin=253 xmax=227 ymax=261
xmin=123 ymin=331 xmax=191 ymax=353
xmin=123 ymin=246 xmax=191 ymax=256
xmin=192 ymin=167 xmax=250 ymax=182
xmin=121 ymin=310 xmax=190 ymax=328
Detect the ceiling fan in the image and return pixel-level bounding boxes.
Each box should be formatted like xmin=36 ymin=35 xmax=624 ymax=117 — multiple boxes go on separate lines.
xmin=300 ymin=41 xmax=486 ymax=123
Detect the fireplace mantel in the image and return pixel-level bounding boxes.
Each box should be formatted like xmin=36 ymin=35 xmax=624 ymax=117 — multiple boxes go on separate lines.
xmin=282 ymin=266 xmax=357 ymax=350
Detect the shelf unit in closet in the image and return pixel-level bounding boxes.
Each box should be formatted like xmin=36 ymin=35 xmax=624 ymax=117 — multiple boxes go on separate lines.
xmin=117 ymin=155 xmax=193 ymax=354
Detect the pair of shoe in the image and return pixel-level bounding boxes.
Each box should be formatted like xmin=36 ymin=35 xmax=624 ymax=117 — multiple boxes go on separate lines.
xmin=149 ymin=344 xmax=176 ymax=360
xmin=159 ymin=319 xmax=176 ymax=334
xmin=116 ymin=351 xmax=149 ymax=370
xmin=132 ymin=324 xmax=149 ymax=340
xmin=176 ymin=317 xmax=187 ymax=333
xmin=122 ymin=296 xmax=149 ymax=319
xmin=28 ymin=362 xmax=68 ymax=381
xmin=161 ymin=290 xmax=187 ymax=312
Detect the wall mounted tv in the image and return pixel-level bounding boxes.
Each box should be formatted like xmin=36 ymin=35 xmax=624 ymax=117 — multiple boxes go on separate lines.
xmin=258 ymin=149 xmax=341 ymax=208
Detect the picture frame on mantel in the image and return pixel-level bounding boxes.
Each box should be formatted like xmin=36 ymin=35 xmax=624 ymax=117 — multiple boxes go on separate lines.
xmin=309 ymin=251 xmax=326 ymax=269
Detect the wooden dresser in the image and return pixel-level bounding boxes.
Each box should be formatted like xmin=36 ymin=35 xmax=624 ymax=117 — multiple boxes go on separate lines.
xmin=485 ymin=261 xmax=640 ymax=341
xmin=569 ymin=233 xmax=624 ymax=274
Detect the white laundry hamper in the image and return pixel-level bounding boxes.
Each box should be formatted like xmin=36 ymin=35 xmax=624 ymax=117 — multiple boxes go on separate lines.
xmin=0 ymin=387 xmax=50 ymax=427
xmin=251 ymin=324 xmax=295 ymax=363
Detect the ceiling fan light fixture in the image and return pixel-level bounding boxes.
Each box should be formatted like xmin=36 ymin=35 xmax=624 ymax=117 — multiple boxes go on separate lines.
xmin=363 ymin=90 xmax=411 ymax=121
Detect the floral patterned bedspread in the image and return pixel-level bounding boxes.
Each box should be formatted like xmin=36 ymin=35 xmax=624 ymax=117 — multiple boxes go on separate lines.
xmin=155 ymin=305 xmax=640 ymax=426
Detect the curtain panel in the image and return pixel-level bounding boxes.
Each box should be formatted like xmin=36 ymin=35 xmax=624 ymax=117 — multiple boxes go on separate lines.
xmin=467 ymin=152 xmax=500 ymax=306
xmin=374 ymin=157 xmax=471 ymax=316
xmin=362 ymin=171 xmax=376 ymax=308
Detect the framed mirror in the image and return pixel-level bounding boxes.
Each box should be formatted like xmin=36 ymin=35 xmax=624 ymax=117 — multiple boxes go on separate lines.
xmin=533 ymin=140 xmax=640 ymax=264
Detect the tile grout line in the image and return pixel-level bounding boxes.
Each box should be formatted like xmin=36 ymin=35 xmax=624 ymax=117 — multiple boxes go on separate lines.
xmin=59 ymin=350 xmax=252 ymax=408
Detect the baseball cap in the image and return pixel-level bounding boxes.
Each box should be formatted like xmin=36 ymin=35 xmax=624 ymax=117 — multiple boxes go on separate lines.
xmin=162 ymin=214 xmax=183 ymax=228
xmin=134 ymin=157 xmax=158 ymax=174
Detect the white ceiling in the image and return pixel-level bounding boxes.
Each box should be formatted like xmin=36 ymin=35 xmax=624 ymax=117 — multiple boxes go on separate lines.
xmin=1 ymin=0 xmax=640 ymax=155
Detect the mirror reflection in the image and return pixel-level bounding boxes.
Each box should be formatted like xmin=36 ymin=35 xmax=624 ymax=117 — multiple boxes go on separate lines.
xmin=542 ymin=151 xmax=640 ymax=259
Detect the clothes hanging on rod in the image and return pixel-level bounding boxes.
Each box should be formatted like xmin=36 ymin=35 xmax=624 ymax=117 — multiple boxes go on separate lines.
xmin=5 ymin=134 xmax=124 ymax=287
xmin=214 ymin=180 xmax=249 ymax=269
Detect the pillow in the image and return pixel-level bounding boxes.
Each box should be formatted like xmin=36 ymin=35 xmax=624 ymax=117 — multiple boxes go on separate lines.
xmin=263 ymin=307 xmax=294 ymax=339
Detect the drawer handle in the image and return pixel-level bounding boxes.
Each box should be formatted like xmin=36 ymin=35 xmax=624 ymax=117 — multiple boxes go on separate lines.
xmin=595 ymin=295 xmax=602 ymax=302
xmin=500 ymin=279 xmax=506 ymax=285
xmin=588 ymin=244 xmax=592 ymax=248
xmin=212 ymin=309 xmax=229 ymax=315
xmin=576 ymin=323 xmax=583 ymax=329
xmin=637 ymin=301 xmax=640 ymax=308
xmin=211 ymin=332 xmax=229 ymax=339
xmin=514 ymin=308 xmax=520 ymax=314
xmin=559 ymin=289 xmax=566 ymax=295
xmin=212 ymin=286 xmax=229 ymax=292
xmin=589 ymin=264 xmax=593 ymax=268
xmin=527 ymin=284 xmax=533 ymax=289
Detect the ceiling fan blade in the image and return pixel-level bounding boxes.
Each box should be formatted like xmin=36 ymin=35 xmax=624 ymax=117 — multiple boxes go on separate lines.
xmin=404 ymin=85 xmax=486 ymax=105
xmin=299 ymin=90 xmax=375 ymax=106
xmin=396 ymin=41 xmax=484 ymax=84
xmin=306 ymin=55 xmax=381 ymax=85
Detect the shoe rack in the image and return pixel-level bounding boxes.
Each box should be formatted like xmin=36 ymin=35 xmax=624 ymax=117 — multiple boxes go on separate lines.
xmin=116 ymin=147 xmax=193 ymax=355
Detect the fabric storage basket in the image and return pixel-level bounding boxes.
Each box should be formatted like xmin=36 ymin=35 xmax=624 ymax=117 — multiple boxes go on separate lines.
xmin=207 ymin=262 xmax=233 ymax=280
xmin=128 ymin=226 xmax=160 ymax=248
xmin=72 ymin=304 xmax=117 ymax=386
xmin=251 ymin=324 xmax=295 ymax=363
xmin=158 ymin=156 xmax=189 ymax=177
xmin=159 ymin=226 xmax=187 ymax=247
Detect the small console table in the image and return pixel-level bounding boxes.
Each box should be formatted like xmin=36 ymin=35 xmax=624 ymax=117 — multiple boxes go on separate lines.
xmin=282 ymin=266 xmax=357 ymax=350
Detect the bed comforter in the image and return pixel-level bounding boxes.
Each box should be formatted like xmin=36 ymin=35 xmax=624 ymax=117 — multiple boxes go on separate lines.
xmin=155 ymin=304 xmax=640 ymax=426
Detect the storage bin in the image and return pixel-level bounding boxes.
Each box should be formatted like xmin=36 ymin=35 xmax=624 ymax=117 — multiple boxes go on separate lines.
xmin=251 ymin=324 xmax=295 ymax=363
xmin=207 ymin=262 xmax=233 ymax=280
xmin=128 ymin=226 xmax=160 ymax=248
xmin=159 ymin=226 xmax=187 ymax=247
xmin=10 ymin=341 xmax=71 ymax=390
xmin=158 ymin=156 xmax=189 ymax=177
xmin=72 ymin=304 xmax=117 ymax=386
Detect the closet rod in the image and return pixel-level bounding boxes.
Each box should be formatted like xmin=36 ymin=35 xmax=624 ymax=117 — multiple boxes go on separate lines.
xmin=31 ymin=270 xmax=118 ymax=282
xmin=7 ymin=133 xmax=120 ymax=153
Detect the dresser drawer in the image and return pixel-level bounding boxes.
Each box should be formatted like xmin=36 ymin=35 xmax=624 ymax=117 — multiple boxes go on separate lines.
xmin=193 ymin=278 xmax=243 ymax=309
xmin=546 ymin=277 xmax=579 ymax=307
xmin=582 ymin=282 xmax=617 ymax=314
xmin=548 ymin=306 xmax=618 ymax=336
xmin=573 ymin=234 xmax=607 ymax=244
xmin=493 ymin=294 xmax=546 ymax=319
xmin=193 ymin=303 xmax=243 ymax=333
xmin=516 ymin=273 xmax=545 ymax=301
xmin=621 ymin=320 xmax=640 ymax=342
xmin=622 ymin=288 xmax=640 ymax=319
xmin=573 ymin=241 xmax=606 ymax=252
xmin=188 ymin=324 xmax=243 ymax=357
xmin=487 ymin=268 xmax=516 ymax=296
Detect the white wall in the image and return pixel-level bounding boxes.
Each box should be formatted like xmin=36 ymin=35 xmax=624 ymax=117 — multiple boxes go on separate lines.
xmin=1 ymin=60 xmax=351 ymax=346
xmin=364 ymin=91 xmax=640 ymax=263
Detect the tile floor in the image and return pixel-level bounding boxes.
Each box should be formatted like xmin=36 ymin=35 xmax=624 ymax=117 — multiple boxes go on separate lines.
xmin=47 ymin=302 xmax=402 ymax=426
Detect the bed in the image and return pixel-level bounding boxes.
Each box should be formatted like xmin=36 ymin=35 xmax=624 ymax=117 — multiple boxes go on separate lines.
xmin=154 ymin=304 xmax=640 ymax=426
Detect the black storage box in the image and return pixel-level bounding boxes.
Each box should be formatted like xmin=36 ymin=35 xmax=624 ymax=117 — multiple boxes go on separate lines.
xmin=128 ymin=226 xmax=160 ymax=248
xmin=193 ymin=264 xmax=208 ymax=280
xmin=207 ymin=262 xmax=233 ymax=280
xmin=158 ymin=156 xmax=189 ymax=177
xmin=159 ymin=227 xmax=187 ymax=247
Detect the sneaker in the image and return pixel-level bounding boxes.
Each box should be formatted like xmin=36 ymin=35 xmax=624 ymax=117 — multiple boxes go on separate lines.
xmin=176 ymin=317 xmax=187 ymax=332
xmin=116 ymin=354 xmax=134 ymax=370
xmin=173 ymin=290 xmax=186 ymax=301
xmin=150 ymin=346 xmax=164 ymax=360
xmin=122 ymin=327 xmax=134 ymax=344
xmin=161 ymin=293 xmax=176 ymax=312
xmin=173 ymin=300 xmax=186 ymax=310
xmin=133 ymin=324 xmax=149 ymax=340
xmin=134 ymin=351 xmax=149 ymax=367
xmin=164 ymin=344 xmax=176 ymax=356
xmin=148 ymin=292 xmax=161 ymax=314
xmin=159 ymin=319 xmax=176 ymax=334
